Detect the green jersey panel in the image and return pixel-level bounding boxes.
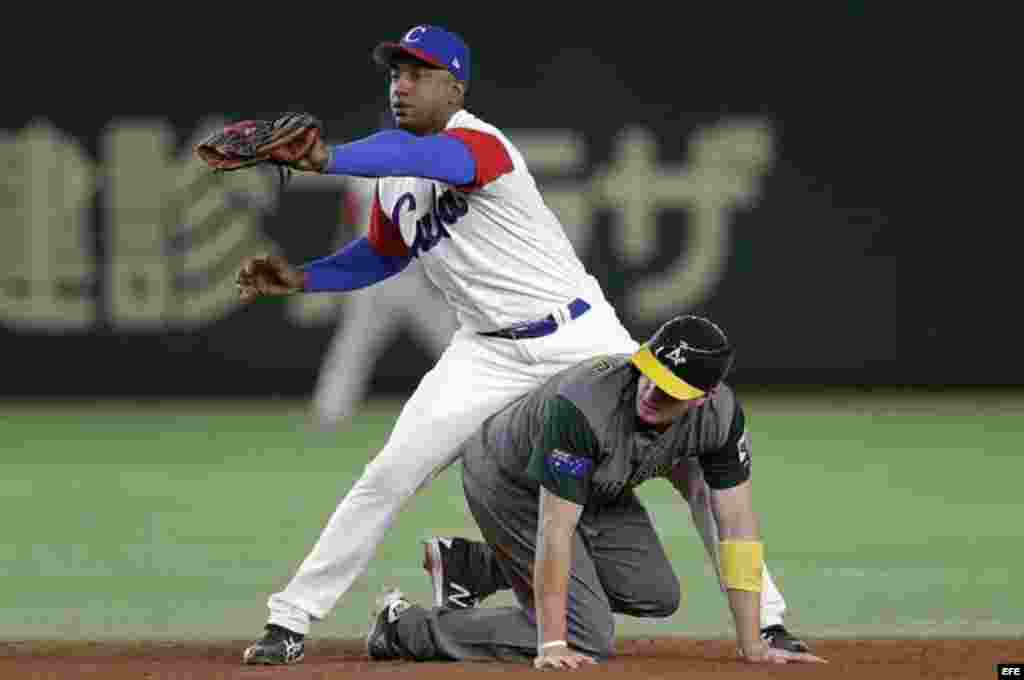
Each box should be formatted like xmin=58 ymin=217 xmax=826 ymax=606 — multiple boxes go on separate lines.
xmin=698 ymin=401 xmax=752 ymax=489
xmin=526 ymin=396 xmax=601 ymax=505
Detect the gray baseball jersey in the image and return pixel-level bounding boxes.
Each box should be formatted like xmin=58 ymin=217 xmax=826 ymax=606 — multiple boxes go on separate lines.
xmin=391 ymin=355 xmax=753 ymax=662
xmin=464 ymin=353 xmax=751 ymax=503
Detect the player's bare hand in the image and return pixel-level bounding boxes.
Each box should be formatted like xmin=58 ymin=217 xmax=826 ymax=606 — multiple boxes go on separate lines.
xmin=533 ymin=647 xmax=596 ymax=671
xmin=739 ymin=642 xmax=827 ymax=665
xmin=236 ymin=254 xmax=305 ymax=302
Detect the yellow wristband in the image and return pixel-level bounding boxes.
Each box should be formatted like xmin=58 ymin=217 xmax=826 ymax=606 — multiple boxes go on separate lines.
xmin=719 ymin=540 xmax=763 ymax=592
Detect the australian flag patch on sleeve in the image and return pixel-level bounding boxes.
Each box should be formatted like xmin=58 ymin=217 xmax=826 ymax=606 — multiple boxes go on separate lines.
xmin=547 ymin=449 xmax=594 ymax=479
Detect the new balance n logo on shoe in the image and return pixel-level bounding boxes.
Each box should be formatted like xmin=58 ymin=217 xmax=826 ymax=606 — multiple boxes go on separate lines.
xmin=447 ymin=582 xmax=477 ymax=609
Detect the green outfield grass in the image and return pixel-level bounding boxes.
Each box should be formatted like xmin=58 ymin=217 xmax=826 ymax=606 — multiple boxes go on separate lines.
xmin=1 ymin=392 xmax=1022 ymax=641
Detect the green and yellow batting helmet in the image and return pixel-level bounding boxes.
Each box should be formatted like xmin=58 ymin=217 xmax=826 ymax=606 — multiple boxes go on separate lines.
xmin=630 ymin=315 xmax=735 ymax=400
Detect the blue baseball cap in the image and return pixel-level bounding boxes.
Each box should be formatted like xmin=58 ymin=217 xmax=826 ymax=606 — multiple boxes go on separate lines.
xmin=373 ymin=25 xmax=471 ymax=83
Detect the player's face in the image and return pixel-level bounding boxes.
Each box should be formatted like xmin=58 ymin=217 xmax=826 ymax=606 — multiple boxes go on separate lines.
xmin=636 ymin=375 xmax=708 ymax=429
xmin=389 ymin=60 xmax=461 ymax=135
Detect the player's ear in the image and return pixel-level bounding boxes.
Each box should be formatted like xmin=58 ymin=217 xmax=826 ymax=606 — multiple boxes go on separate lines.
xmin=451 ymin=80 xmax=466 ymax=105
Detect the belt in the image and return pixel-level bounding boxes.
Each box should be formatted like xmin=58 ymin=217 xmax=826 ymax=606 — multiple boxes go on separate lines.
xmin=478 ymin=299 xmax=591 ymax=340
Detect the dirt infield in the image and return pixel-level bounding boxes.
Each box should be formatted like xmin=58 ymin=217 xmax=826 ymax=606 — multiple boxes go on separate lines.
xmin=1 ymin=638 xmax=1020 ymax=679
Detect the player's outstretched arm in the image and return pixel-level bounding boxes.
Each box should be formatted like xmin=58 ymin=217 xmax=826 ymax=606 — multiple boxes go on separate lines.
xmin=236 ymin=237 xmax=412 ymax=302
xmin=318 ymin=130 xmax=476 ymax=185
xmin=533 ymin=488 xmax=595 ymax=671
xmin=299 ymin=238 xmax=411 ymax=293
xmin=710 ymin=481 xmax=827 ymax=665
xmin=668 ymin=460 xmax=725 ymax=587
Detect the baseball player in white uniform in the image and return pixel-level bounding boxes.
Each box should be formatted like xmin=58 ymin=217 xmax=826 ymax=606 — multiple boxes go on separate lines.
xmin=235 ymin=24 xmax=801 ymax=665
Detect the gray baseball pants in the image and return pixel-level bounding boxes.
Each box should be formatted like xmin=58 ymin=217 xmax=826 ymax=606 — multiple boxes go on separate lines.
xmin=390 ymin=464 xmax=681 ymax=663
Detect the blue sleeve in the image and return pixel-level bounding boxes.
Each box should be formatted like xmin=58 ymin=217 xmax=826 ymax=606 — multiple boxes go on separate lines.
xmin=299 ymin=237 xmax=411 ymax=293
xmin=324 ymin=130 xmax=476 ymax=186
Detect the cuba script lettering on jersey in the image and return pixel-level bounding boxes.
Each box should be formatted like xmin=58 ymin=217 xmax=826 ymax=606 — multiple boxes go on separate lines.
xmin=392 ymin=186 xmax=469 ymax=257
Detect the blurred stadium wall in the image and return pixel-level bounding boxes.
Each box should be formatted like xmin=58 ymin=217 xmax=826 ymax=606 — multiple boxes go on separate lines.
xmin=0 ymin=16 xmax=1000 ymax=399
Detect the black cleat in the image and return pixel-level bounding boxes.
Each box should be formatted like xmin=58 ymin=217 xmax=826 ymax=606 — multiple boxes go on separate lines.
xmin=760 ymin=624 xmax=811 ymax=653
xmin=367 ymin=588 xmax=412 ymax=661
xmin=242 ymin=624 xmax=305 ymax=665
xmin=423 ymin=537 xmax=481 ymax=610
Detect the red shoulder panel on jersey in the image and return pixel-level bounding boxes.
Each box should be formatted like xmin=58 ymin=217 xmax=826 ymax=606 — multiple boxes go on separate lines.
xmin=443 ymin=128 xmax=515 ymax=191
xmin=367 ymin=185 xmax=410 ymax=256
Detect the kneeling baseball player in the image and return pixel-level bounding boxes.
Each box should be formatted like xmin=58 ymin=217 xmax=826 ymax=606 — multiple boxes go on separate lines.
xmin=365 ymin=315 xmax=827 ymax=668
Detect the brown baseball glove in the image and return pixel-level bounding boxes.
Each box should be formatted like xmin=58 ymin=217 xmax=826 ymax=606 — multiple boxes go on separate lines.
xmin=194 ymin=112 xmax=325 ymax=186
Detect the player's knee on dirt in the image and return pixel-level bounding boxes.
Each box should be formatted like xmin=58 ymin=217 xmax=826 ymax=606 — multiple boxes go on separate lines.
xmin=392 ymin=605 xmax=444 ymax=661
xmin=644 ymin=575 xmax=682 ymax=618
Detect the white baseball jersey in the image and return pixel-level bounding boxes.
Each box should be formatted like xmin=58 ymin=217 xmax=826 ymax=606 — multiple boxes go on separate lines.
xmin=367 ymin=109 xmax=605 ymax=332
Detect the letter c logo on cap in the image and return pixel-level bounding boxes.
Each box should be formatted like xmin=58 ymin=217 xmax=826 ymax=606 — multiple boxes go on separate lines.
xmin=404 ymin=26 xmax=427 ymax=42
